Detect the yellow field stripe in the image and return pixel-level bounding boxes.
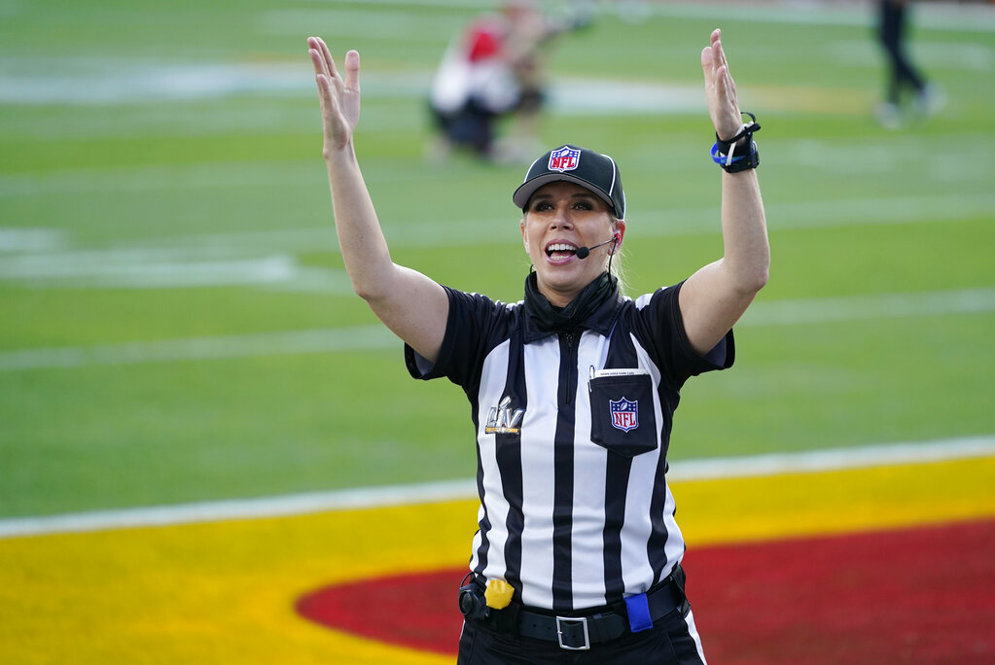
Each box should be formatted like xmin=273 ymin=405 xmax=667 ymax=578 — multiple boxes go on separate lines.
xmin=0 ymin=501 xmax=474 ymax=665
xmin=1 ymin=456 xmax=992 ymax=665
xmin=677 ymin=455 xmax=995 ymax=546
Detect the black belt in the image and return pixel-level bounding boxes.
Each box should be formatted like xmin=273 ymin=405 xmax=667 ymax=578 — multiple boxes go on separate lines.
xmin=462 ymin=566 xmax=688 ymax=651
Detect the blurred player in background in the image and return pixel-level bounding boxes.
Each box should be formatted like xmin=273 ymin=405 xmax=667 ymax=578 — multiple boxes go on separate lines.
xmin=875 ymin=0 xmax=943 ymax=129
xmin=427 ymin=0 xmax=591 ymax=164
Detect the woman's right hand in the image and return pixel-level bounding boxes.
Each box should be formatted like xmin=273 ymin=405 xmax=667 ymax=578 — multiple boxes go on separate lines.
xmin=308 ymin=36 xmax=361 ymax=157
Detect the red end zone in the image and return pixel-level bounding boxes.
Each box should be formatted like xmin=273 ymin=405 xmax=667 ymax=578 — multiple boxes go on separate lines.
xmin=296 ymin=518 xmax=995 ymax=664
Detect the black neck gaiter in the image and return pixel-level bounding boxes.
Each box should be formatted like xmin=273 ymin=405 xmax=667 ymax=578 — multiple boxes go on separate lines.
xmin=523 ymin=270 xmax=617 ymax=334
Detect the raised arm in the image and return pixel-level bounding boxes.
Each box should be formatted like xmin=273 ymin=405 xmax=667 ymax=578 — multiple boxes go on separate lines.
xmin=679 ymin=29 xmax=770 ymax=355
xmin=308 ymin=36 xmax=448 ymax=362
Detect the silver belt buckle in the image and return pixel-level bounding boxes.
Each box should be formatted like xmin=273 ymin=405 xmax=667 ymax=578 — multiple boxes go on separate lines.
xmin=555 ymin=615 xmax=591 ymax=651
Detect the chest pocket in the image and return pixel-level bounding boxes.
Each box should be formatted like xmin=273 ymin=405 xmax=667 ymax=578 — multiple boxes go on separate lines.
xmin=588 ymin=369 xmax=658 ymax=457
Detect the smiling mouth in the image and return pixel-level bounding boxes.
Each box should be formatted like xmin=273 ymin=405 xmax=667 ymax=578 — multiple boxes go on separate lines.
xmin=545 ymin=243 xmax=578 ymax=259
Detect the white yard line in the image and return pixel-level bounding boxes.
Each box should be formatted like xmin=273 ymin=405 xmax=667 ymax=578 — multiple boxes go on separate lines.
xmin=0 ymin=189 xmax=989 ymax=294
xmin=667 ymin=435 xmax=995 ymax=480
xmin=1 ymin=435 xmax=992 ymax=539
xmin=1 ymin=191 xmax=993 ymax=291
xmin=267 ymin=1 xmax=995 ymax=33
xmin=649 ymin=2 xmax=995 ymax=32
xmin=0 ymin=325 xmax=396 ymax=371
xmin=0 ymin=287 xmax=992 ymax=372
xmin=741 ymin=287 xmax=995 ymax=325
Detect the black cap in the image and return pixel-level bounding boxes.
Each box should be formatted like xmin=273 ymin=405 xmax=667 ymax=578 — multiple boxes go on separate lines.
xmin=513 ymin=144 xmax=625 ymax=219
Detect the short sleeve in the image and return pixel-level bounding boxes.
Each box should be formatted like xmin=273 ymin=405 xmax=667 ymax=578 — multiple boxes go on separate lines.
xmin=404 ymin=286 xmax=513 ymax=390
xmin=632 ymin=281 xmax=735 ymax=389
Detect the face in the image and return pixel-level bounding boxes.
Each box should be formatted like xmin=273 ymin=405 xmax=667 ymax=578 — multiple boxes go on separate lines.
xmin=520 ymin=181 xmax=625 ymax=307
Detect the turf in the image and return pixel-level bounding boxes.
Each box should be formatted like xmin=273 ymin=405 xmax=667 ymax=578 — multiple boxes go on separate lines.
xmin=1 ymin=1 xmax=993 ymax=516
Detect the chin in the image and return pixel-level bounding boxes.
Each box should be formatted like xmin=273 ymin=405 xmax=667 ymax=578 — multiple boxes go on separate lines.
xmin=536 ymin=266 xmax=593 ymax=293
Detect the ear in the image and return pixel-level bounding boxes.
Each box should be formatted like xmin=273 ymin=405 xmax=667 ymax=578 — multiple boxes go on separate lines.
xmin=520 ymin=218 xmax=529 ymax=252
xmin=611 ymin=220 xmax=626 ymax=253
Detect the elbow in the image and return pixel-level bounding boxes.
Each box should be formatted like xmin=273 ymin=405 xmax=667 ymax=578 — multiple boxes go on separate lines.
xmin=348 ymin=270 xmax=387 ymax=302
xmin=751 ymin=265 xmax=770 ymax=293
xmin=744 ymin=248 xmax=771 ymax=293
xmin=730 ymin=261 xmax=769 ymax=296
xmin=724 ymin=243 xmax=769 ymax=296
xmin=352 ymin=281 xmax=387 ymax=304
xmin=347 ymin=261 xmax=396 ymax=303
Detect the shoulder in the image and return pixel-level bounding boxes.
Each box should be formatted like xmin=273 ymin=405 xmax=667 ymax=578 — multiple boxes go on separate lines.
xmin=442 ymin=286 xmax=525 ymax=356
xmin=408 ymin=286 xmax=523 ymax=386
xmin=632 ymin=283 xmax=682 ymax=313
xmin=445 ymin=286 xmax=521 ymax=324
xmin=622 ymin=282 xmax=731 ymax=379
xmin=619 ymin=284 xmax=683 ymax=340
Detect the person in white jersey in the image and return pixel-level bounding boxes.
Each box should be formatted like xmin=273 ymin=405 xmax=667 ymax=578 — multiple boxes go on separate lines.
xmin=307 ymin=27 xmax=768 ymax=664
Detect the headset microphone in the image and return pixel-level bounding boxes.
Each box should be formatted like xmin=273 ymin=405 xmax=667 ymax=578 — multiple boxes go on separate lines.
xmin=576 ymin=234 xmax=619 ymax=260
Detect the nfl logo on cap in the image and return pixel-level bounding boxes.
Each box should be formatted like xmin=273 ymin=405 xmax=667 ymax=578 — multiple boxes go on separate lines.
xmin=512 ymin=143 xmax=625 ymax=219
xmin=548 ymin=146 xmax=580 ymax=172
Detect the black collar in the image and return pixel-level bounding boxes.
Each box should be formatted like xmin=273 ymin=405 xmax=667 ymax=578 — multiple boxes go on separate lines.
xmin=522 ymin=271 xmax=623 ymax=343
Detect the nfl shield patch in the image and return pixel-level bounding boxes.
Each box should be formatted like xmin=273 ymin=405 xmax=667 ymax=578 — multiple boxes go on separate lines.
xmin=548 ymin=146 xmax=581 ymax=172
xmin=610 ymin=397 xmax=639 ymax=432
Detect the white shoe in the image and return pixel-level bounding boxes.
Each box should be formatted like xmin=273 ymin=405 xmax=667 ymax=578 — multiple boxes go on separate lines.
xmin=917 ymin=85 xmax=946 ymax=116
xmin=875 ymin=102 xmax=903 ymax=130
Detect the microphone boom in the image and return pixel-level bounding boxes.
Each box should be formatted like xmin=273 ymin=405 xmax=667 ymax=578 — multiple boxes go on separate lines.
xmin=576 ymin=236 xmax=617 ymax=260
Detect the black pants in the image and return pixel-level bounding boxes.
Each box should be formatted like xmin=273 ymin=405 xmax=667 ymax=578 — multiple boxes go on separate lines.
xmin=456 ymin=610 xmax=708 ymax=665
xmin=878 ymin=0 xmax=925 ymax=103
xmin=431 ymin=101 xmax=497 ymax=156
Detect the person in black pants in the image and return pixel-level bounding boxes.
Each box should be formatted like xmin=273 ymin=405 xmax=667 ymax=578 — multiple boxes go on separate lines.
xmin=876 ymin=0 xmax=942 ymax=128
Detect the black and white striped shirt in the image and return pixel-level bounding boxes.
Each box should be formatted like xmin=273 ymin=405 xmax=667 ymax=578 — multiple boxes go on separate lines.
xmin=406 ymin=281 xmax=733 ymax=611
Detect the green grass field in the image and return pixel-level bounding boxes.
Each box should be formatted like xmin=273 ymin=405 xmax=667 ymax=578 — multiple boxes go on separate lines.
xmin=2 ymin=1 xmax=993 ymax=518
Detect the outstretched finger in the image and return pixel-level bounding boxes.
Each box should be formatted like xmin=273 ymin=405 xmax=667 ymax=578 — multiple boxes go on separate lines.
xmin=343 ymin=49 xmax=360 ymax=93
xmin=717 ymin=66 xmax=737 ymax=110
xmin=701 ymin=42 xmax=719 ymax=83
xmin=319 ymin=38 xmax=341 ymax=82
xmin=307 ymin=37 xmax=323 ymax=75
xmin=308 ymin=46 xmax=327 ymax=81
xmin=311 ymin=57 xmax=337 ymax=119
xmin=713 ymin=38 xmax=729 ymax=75
xmin=308 ymin=36 xmax=338 ymax=81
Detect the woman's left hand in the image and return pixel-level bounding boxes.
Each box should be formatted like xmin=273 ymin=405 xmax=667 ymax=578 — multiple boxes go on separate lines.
xmin=701 ymin=29 xmax=745 ymax=142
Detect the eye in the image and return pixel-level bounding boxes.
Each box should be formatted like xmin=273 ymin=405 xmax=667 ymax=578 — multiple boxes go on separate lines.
xmin=531 ymin=200 xmax=554 ymax=212
xmin=572 ymin=199 xmax=594 ymax=211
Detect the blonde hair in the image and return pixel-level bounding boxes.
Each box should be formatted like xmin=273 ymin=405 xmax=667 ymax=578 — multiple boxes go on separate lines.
xmin=607 ymin=215 xmax=628 ymax=296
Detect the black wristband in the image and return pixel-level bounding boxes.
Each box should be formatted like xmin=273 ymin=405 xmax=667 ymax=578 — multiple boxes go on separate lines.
xmin=711 ymin=112 xmax=761 ymax=173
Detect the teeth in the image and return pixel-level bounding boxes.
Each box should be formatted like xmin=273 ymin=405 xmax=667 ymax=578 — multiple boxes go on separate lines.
xmin=547 ymin=243 xmax=576 ymax=253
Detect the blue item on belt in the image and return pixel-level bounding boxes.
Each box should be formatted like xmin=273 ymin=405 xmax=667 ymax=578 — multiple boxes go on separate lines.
xmin=624 ymin=592 xmax=653 ymax=633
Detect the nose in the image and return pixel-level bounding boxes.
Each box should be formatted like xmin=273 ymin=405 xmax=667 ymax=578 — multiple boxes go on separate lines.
xmin=549 ymin=203 xmax=573 ymax=228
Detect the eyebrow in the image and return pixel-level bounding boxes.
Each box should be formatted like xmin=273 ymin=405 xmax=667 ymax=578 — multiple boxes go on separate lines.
xmin=531 ymin=191 xmax=598 ymax=203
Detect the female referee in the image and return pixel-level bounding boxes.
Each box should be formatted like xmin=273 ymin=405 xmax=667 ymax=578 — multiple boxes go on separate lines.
xmin=307 ymin=28 xmax=768 ymax=665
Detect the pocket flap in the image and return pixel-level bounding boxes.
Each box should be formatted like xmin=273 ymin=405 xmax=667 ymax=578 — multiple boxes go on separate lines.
xmin=588 ymin=370 xmax=658 ymax=457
